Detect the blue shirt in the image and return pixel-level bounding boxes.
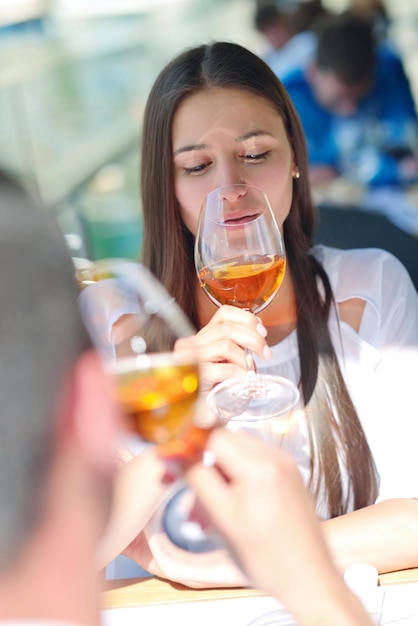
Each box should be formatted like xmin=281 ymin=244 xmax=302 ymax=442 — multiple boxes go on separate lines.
xmin=282 ymin=45 xmax=418 ymax=186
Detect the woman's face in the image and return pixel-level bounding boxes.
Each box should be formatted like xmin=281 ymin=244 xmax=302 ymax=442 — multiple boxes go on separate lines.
xmin=172 ymin=86 xmax=297 ymax=236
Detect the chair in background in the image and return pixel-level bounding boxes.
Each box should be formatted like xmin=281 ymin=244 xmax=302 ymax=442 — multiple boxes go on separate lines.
xmin=313 ymin=204 xmax=418 ymax=290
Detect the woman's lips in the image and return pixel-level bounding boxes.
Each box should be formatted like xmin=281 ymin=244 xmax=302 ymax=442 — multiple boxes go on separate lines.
xmin=224 ymin=212 xmax=259 ymax=224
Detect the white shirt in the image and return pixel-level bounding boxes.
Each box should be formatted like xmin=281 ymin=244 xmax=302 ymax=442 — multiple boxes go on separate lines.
xmin=81 ymin=245 xmax=418 ymax=514
xmin=254 ymin=245 xmax=418 ymax=516
xmin=100 ymin=245 xmax=417 ymax=586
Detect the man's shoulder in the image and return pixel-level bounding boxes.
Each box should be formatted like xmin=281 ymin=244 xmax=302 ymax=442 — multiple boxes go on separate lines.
xmin=375 ymin=42 xmax=407 ymax=76
xmin=376 ymin=41 xmax=403 ymax=63
xmin=281 ymin=66 xmax=308 ymax=92
xmin=282 ymin=68 xmax=326 ymax=123
xmin=281 ymin=67 xmax=314 ymax=109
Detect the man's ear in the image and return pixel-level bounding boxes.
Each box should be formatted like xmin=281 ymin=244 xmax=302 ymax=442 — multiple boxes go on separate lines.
xmin=69 ymin=350 xmax=121 ymax=473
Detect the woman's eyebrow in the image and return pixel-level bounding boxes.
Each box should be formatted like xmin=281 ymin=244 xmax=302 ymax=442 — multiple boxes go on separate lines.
xmin=173 ymin=143 xmax=209 ymax=156
xmin=173 ymin=131 xmax=275 ymax=155
xmin=236 ymin=130 xmax=275 ymax=142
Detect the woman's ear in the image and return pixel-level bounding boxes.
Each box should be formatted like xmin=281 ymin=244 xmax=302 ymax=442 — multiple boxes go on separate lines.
xmin=69 ymin=350 xmax=122 ymax=474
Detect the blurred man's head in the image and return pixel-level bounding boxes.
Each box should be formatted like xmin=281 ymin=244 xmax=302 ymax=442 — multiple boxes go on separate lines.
xmin=0 ymin=171 xmax=119 ymax=618
xmin=254 ymin=4 xmax=296 ymax=50
xmin=308 ymin=14 xmax=376 ymax=115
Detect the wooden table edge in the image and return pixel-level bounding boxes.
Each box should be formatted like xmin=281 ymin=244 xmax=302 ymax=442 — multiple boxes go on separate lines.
xmin=101 ymin=568 xmax=418 ymax=610
xmin=101 ymin=576 xmax=267 ymax=610
xmin=379 ymin=567 xmax=418 ymax=586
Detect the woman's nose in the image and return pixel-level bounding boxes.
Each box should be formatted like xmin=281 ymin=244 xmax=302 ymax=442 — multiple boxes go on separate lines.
xmin=221 ymin=183 xmax=248 ymax=203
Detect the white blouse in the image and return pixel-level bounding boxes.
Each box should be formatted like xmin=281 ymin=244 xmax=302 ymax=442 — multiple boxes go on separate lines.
xmin=254 ymin=245 xmax=418 ymax=516
xmin=80 ymin=245 xmax=418 ymax=513
xmin=88 ymin=245 xmax=418 ymax=586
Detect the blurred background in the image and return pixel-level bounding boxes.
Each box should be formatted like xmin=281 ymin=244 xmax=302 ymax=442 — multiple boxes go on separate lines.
xmin=1 ymin=0 xmax=418 ymax=263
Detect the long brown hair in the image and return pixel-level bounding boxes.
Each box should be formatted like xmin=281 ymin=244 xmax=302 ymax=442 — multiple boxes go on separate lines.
xmin=140 ymin=41 xmax=377 ymax=518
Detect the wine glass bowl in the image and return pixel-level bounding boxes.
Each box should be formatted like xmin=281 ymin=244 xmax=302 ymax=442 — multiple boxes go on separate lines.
xmin=111 ymin=351 xmax=199 ymax=446
xmin=195 ymin=184 xmax=299 ymax=419
xmin=195 ymin=184 xmax=286 ymax=314
xmin=77 ymin=258 xmax=208 ymax=458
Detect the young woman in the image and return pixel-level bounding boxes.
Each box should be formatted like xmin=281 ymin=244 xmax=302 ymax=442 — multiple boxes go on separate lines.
xmin=119 ymin=41 xmax=418 ymax=586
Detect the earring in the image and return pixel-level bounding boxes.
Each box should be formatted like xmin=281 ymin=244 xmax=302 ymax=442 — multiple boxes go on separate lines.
xmin=293 ymin=167 xmax=300 ymax=180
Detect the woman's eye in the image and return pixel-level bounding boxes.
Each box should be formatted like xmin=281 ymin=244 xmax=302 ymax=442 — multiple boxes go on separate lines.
xmin=243 ymin=151 xmax=270 ymax=162
xmin=183 ymin=161 xmax=211 ymax=175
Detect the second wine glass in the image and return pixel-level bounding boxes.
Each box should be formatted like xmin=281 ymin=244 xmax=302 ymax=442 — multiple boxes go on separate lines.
xmin=77 ymin=258 xmax=224 ymax=553
xmin=195 ymin=184 xmax=298 ymax=419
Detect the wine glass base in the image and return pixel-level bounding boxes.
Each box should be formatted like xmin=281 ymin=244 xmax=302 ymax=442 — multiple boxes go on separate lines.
xmin=163 ymin=485 xmax=226 ymax=553
xmin=207 ymin=374 xmax=300 ymax=421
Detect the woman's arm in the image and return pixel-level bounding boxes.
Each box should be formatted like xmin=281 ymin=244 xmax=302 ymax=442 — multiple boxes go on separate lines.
xmin=323 ymin=498 xmax=418 ymax=574
xmin=96 ymin=446 xmax=171 ymax=570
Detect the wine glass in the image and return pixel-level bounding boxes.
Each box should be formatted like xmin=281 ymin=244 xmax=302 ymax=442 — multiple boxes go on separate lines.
xmin=76 ymin=258 xmax=225 ymax=553
xmin=195 ymin=183 xmax=299 ymax=420
xmin=76 ymin=257 xmax=215 ymax=459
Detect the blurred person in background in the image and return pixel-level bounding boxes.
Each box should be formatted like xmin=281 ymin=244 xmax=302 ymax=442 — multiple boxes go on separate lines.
xmin=282 ymin=12 xmax=418 ymax=188
xmin=349 ymin=0 xmax=389 ymax=41
xmin=254 ymin=0 xmax=330 ymax=80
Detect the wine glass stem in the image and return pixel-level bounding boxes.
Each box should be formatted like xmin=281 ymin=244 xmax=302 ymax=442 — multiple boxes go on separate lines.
xmin=245 ymin=348 xmax=257 ymax=374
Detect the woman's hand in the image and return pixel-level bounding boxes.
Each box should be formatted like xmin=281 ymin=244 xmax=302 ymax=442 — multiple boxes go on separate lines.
xmin=174 ymin=305 xmax=272 ymax=392
xmin=184 ymin=429 xmax=373 ymax=625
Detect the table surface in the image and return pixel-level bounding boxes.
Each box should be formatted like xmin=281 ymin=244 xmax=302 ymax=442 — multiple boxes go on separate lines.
xmin=101 ymin=568 xmax=418 ymax=609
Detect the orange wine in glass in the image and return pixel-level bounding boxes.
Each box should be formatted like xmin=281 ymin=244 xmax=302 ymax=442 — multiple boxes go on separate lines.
xmin=195 ymin=184 xmax=299 ymax=420
xmin=77 ymin=258 xmax=215 ymax=460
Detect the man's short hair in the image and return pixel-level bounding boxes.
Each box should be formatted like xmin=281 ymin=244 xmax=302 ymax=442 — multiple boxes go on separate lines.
xmin=254 ymin=4 xmax=293 ymax=33
xmin=0 ymin=170 xmax=91 ymax=568
xmin=315 ymin=13 xmax=376 ymax=85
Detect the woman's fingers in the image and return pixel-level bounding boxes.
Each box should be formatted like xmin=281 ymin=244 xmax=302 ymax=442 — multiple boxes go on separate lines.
xmin=194 ymin=306 xmax=268 ymax=346
xmin=175 ymin=306 xmax=272 ymax=378
xmin=197 ymin=362 xmax=248 ymax=392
